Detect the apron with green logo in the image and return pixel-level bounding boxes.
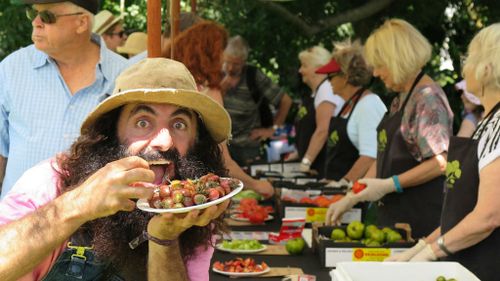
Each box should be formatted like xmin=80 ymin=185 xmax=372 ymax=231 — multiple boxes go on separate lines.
xmin=324 ymin=88 xmax=365 ymax=180
xmin=440 ymin=102 xmax=500 ymax=281
xmin=375 ymin=71 xmax=444 ymax=239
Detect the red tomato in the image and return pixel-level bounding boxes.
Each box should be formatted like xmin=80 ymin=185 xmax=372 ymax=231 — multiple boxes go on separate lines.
xmin=352 ymin=181 xmax=367 ymax=194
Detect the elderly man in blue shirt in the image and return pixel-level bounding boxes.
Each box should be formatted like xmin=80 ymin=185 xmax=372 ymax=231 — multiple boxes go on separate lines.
xmin=0 ymin=0 xmax=128 ymax=197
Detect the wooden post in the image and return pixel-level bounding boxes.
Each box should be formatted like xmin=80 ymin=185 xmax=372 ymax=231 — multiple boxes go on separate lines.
xmin=191 ymin=0 xmax=197 ymax=14
xmin=147 ymin=0 xmax=162 ymax=58
xmin=170 ymin=0 xmax=180 ymax=59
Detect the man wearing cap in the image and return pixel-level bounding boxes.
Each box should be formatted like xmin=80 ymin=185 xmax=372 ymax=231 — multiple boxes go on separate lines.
xmin=0 ymin=58 xmax=231 ymax=281
xmin=0 ymin=0 xmax=128 ymax=197
xmin=93 ymin=10 xmax=127 ymax=53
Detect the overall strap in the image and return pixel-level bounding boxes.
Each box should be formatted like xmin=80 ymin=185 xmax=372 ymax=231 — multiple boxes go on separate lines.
xmin=338 ymin=87 xmax=366 ymax=120
xmin=473 ymin=101 xmax=500 ymax=138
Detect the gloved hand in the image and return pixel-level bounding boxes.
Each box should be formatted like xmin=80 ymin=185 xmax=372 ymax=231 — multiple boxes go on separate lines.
xmin=299 ymin=158 xmax=312 ymax=173
xmin=354 ymin=178 xmax=396 ymax=202
xmin=325 ymin=192 xmax=358 ymax=225
xmin=325 ymin=178 xmax=352 ymax=188
xmin=409 ymin=244 xmax=437 ymax=261
xmin=384 ymin=239 xmax=427 ymax=262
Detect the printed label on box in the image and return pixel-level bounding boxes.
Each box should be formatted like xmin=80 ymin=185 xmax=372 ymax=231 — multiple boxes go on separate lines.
xmin=285 ymin=207 xmax=361 ymax=223
xmin=325 ymin=247 xmax=412 ymax=267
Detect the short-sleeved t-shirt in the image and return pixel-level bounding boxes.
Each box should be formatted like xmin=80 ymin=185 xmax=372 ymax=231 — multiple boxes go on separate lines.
xmin=473 ymin=108 xmax=500 ymax=171
xmin=313 ymin=79 xmax=344 ymax=116
xmin=0 ymin=159 xmax=214 ymax=281
xmin=389 ymin=84 xmax=454 ymax=161
xmin=223 ymin=65 xmax=285 ymax=147
xmin=340 ymin=93 xmax=387 ymax=158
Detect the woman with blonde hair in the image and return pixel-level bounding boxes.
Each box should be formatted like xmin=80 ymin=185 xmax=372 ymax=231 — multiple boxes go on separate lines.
xmin=317 ymin=39 xmax=386 ymax=186
xmin=296 ymin=46 xmax=344 ymax=177
xmin=326 ymin=19 xmax=453 ymax=240
xmin=386 ymin=23 xmax=500 ymax=281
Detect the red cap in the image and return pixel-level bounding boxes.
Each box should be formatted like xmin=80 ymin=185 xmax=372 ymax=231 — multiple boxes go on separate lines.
xmin=315 ymin=59 xmax=341 ymax=74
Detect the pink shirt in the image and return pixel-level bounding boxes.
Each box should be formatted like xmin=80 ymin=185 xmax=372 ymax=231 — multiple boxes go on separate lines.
xmin=0 ymin=159 xmax=213 ymax=281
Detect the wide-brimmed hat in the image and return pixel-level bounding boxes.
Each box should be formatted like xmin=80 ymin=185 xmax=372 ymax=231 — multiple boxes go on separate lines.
xmin=117 ymin=32 xmax=147 ymax=56
xmin=81 ymin=58 xmax=232 ymax=143
xmin=93 ymin=10 xmax=122 ymax=35
xmin=22 ymin=0 xmax=99 ymax=14
xmin=315 ymin=58 xmax=342 ymax=74
xmin=455 ymin=80 xmax=481 ymax=105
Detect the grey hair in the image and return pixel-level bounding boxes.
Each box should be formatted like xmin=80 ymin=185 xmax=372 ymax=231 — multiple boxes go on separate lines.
xmin=63 ymin=1 xmax=94 ymax=31
xmin=224 ymin=35 xmax=249 ymax=60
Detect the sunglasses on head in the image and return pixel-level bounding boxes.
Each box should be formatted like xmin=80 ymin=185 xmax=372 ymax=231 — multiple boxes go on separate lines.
xmin=26 ymin=7 xmax=83 ymax=24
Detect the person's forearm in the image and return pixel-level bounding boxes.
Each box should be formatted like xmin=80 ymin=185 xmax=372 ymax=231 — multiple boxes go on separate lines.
xmin=364 ymin=161 xmax=377 ymax=178
xmin=0 ymin=191 xmax=86 ymax=280
xmin=273 ymin=94 xmax=292 ymax=126
xmin=424 ymin=227 xmax=441 ymax=244
xmin=398 ymin=153 xmax=447 ymax=188
xmin=148 ymin=241 xmax=188 ymax=281
xmin=304 ymin=128 xmax=328 ymax=163
xmin=343 ymin=156 xmax=375 ymax=182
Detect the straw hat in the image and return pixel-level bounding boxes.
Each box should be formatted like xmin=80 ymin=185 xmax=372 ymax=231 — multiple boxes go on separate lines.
xmin=93 ymin=10 xmax=122 ymax=35
xmin=117 ymin=32 xmax=148 ymax=56
xmin=81 ymin=58 xmax=231 ymax=143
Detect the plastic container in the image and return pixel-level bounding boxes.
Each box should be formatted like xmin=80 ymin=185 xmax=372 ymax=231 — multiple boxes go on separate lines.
xmin=330 ymin=261 xmax=480 ymax=281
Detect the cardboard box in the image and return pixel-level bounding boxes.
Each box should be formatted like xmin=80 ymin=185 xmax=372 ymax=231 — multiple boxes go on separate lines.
xmin=330 ymin=261 xmax=480 ymax=281
xmin=313 ymin=223 xmax=416 ymax=268
xmin=274 ymin=186 xmax=362 ymax=224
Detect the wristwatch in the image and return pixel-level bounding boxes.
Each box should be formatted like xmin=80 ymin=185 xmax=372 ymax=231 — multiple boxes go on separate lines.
xmin=437 ymin=236 xmax=453 ymax=256
xmin=272 ymin=124 xmax=279 ymax=131
xmin=301 ymin=157 xmax=312 ymax=166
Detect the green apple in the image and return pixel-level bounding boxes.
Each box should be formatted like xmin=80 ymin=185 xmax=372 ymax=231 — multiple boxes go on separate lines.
xmin=364 ymin=225 xmax=378 ymax=239
xmin=365 ymin=239 xmax=381 ymax=247
xmin=347 ymin=221 xmax=365 ymax=240
xmin=381 ymin=227 xmax=393 ymax=234
xmin=286 ymin=238 xmax=306 ymax=255
xmin=386 ymin=230 xmax=403 ymax=243
xmin=330 ymin=228 xmax=346 ymax=240
xmin=370 ymin=229 xmax=385 ymax=243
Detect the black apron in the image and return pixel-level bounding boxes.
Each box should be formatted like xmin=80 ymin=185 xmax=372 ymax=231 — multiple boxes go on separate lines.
xmin=324 ymin=88 xmax=365 ymax=180
xmin=440 ymin=102 xmax=500 ymax=281
xmin=42 ymin=230 xmax=124 ymax=281
xmin=295 ymin=78 xmax=329 ymax=178
xmin=375 ymin=71 xmax=444 ymax=239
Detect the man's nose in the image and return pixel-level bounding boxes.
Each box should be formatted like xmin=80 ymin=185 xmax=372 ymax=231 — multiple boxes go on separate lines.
xmin=150 ymin=128 xmax=173 ymax=151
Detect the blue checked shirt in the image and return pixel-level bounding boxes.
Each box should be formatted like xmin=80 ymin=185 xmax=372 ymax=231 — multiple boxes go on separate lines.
xmin=0 ymin=35 xmax=128 ymax=197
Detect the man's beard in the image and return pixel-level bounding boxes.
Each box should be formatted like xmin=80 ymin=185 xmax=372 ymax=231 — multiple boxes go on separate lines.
xmin=79 ymin=143 xmax=214 ymax=270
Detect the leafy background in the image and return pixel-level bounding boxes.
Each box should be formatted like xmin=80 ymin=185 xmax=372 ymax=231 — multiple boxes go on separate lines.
xmin=2 ymin=0 xmax=499 ymax=130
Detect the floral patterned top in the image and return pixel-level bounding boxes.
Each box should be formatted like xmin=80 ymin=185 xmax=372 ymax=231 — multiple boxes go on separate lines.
xmin=389 ymin=83 xmax=453 ymax=161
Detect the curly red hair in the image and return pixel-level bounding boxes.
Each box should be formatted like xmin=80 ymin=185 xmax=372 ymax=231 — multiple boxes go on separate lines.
xmin=163 ymin=21 xmax=228 ymax=89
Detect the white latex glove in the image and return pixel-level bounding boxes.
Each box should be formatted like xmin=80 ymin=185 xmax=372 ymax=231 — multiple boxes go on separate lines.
xmin=355 ymin=178 xmax=396 ymax=202
xmin=299 ymin=158 xmax=311 ymax=173
xmin=325 ymin=178 xmax=352 ymax=188
xmin=409 ymin=244 xmax=437 ymax=261
xmin=325 ymin=192 xmax=358 ymax=225
xmin=384 ymin=239 xmax=427 ymax=262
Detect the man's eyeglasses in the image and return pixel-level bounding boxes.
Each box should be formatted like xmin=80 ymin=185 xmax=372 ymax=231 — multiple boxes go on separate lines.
xmin=107 ymin=31 xmax=126 ymax=38
xmin=26 ymin=7 xmax=83 ymax=24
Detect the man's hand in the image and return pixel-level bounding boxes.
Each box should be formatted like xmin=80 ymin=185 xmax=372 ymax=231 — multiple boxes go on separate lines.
xmin=250 ymin=180 xmax=274 ymax=199
xmin=409 ymin=244 xmax=437 ymax=261
xmin=385 ymin=239 xmax=427 ymax=261
xmin=69 ymin=156 xmax=155 ymax=221
xmin=249 ymin=128 xmax=274 ymax=141
xmin=325 ymin=192 xmax=358 ymax=225
xmin=354 ymin=178 xmax=396 ymax=202
xmin=147 ymin=200 xmax=230 ymax=240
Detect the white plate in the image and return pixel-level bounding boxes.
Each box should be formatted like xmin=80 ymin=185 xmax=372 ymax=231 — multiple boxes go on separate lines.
xmin=230 ymin=213 xmax=274 ymax=222
xmin=212 ymin=266 xmax=271 ymax=277
xmin=215 ymin=243 xmax=267 ymax=254
xmin=136 ymin=178 xmax=243 ymax=213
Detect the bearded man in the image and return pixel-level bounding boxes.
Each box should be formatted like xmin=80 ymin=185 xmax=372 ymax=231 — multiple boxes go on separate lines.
xmin=0 ymin=58 xmax=232 ymax=281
